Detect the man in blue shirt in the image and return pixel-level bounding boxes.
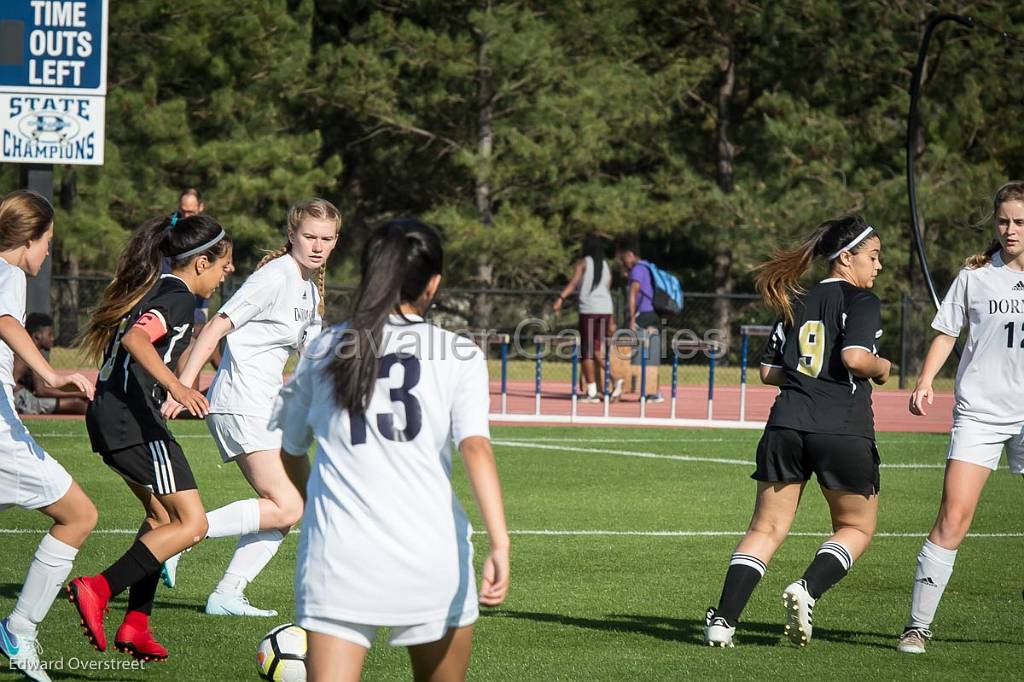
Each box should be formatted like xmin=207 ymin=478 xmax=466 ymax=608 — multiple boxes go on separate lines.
xmin=615 ymin=236 xmax=662 ymax=401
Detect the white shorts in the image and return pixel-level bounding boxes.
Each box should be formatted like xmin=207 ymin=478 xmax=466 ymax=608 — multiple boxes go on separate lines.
xmin=299 ymin=607 xmax=479 ymax=649
xmin=947 ymin=418 xmax=1024 ymax=474
xmin=1 ymin=387 xmax=73 ymax=511
xmin=206 ymin=412 xmax=283 ymax=462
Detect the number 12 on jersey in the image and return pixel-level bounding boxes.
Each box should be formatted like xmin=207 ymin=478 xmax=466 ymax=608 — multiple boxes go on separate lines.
xmin=1004 ymin=321 xmax=1024 ymax=349
xmin=350 ymin=353 xmax=423 ymax=444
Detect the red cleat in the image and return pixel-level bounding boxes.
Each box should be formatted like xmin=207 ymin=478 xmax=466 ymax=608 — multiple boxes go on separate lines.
xmin=66 ymin=576 xmax=110 ymax=652
xmin=114 ymin=613 xmax=168 ymax=662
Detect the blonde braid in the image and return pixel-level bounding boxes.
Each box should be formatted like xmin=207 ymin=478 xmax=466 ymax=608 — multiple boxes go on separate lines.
xmin=257 ymin=243 xmax=290 ymax=270
xmin=316 ymin=264 xmax=327 ymax=317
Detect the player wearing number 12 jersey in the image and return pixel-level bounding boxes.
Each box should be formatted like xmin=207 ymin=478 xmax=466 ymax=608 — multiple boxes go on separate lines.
xmin=703 ymin=215 xmax=892 ymax=649
xmin=896 ymin=182 xmax=1024 ymax=655
xmin=274 ymin=219 xmax=509 ymax=681
xmin=166 ymin=198 xmax=340 ymax=617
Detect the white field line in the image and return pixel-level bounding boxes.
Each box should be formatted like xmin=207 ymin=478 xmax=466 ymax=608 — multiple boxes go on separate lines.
xmin=0 ymin=528 xmax=1020 ymax=539
xmin=490 ymin=436 xmax=945 ymax=445
xmin=492 ymin=440 xmax=950 ymax=469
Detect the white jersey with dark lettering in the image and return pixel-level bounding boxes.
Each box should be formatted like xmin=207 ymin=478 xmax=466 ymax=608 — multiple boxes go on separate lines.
xmin=933 ymin=251 xmax=1024 ymax=425
xmin=274 ymin=315 xmax=491 ymax=625
xmin=207 ymin=255 xmax=321 ymax=419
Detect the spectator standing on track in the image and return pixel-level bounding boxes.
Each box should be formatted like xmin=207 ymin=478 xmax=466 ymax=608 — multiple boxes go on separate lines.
xmin=553 ymin=233 xmax=623 ymax=402
xmin=614 ymin=236 xmax=662 ymax=402
xmin=175 ymin=188 xmax=223 ymax=382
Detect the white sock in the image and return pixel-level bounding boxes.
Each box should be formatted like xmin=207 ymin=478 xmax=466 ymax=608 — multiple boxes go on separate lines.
xmin=10 ymin=533 xmax=78 ymax=634
xmin=216 ymin=529 xmax=286 ymax=593
xmin=907 ymin=539 xmax=957 ymax=629
xmin=205 ymin=498 xmax=262 ymax=539
xmin=585 ymin=382 xmax=597 ymax=397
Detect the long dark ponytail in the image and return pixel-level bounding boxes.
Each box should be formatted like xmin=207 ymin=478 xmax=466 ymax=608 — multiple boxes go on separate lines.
xmin=79 ymin=213 xmax=231 ymax=362
xmin=753 ymin=215 xmax=875 ymax=324
xmin=580 ymin=232 xmax=605 ymax=292
xmin=328 ymin=219 xmax=443 ymax=412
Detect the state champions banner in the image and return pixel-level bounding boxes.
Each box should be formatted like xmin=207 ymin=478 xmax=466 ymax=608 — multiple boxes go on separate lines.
xmin=0 ymin=0 xmax=108 ymax=165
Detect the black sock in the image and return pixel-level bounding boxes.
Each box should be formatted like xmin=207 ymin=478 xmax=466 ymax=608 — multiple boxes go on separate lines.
xmin=716 ymin=553 xmax=767 ymax=626
xmin=126 ymin=569 xmax=161 ymax=615
xmin=101 ymin=540 xmax=162 ymax=598
xmin=801 ymin=541 xmax=853 ymax=600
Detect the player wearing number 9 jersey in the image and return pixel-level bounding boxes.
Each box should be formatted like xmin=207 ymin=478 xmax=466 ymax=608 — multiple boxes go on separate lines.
xmin=273 ymin=219 xmax=509 ymax=681
xmin=704 ymin=215 xmax=892 ymax=649
xmin=896 ymin=182 xmax=1024 ymax=655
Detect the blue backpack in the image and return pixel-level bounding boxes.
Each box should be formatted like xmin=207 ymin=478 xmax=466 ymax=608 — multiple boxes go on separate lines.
xmin=641 ymin=261 xmax=684 ymax=316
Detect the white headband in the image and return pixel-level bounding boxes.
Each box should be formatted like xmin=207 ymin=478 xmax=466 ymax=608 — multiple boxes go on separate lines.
xmin=828 ymin=226 xmax=874 ymax=261
xmin=174 ymin=229 xmax=226 ymax=260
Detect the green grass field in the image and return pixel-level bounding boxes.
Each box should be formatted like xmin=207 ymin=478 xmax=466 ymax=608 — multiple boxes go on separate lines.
xmin=2 ymin=421 xmax=1019 ymax=680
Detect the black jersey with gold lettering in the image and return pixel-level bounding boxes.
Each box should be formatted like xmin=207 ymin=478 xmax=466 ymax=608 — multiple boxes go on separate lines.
xmin=759 ymin=278 xmax=883 ymax=439
xmin=86 ymin=275 xmax=195 ymax=452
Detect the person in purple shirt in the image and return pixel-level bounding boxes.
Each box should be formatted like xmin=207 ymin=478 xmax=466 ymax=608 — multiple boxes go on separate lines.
xmin=615 ymin=236 xmax=662 ymax=401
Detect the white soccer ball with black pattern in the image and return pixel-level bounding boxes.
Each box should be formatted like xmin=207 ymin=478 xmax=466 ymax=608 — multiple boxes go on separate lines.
xmin=256 ymin=623 xmax=307 ymax=682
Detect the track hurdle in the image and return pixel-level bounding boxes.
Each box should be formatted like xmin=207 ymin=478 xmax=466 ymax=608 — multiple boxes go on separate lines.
xmin=669 ymin=338 xmax=724 ymax=420
xmin=472 ymin=332 xmax=511 ymax=414
xmin=532 ymin=333 xmax=581 ymax=418
xmin=739 ymin=324 xmax=773 ymax=421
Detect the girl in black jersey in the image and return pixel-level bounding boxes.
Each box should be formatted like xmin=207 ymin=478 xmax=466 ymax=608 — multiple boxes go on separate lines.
xmin=704 ymin=215 xmax=892 ymax=648
xmin=67 ymin=213 xmax=233 ymax=662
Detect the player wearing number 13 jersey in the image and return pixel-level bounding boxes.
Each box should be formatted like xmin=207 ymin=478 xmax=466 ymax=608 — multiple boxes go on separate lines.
xmin=273 ymin=219 xmax=509 ymax=681
xmin=704 ymin=215 xmax=893 ymax=650
xmin=896 ymin=182 xmax=1024 ymax=655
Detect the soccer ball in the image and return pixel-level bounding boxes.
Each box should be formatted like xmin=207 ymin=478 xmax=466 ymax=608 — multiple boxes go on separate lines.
xmin=257 ymin=623 xmax=307 ymax=682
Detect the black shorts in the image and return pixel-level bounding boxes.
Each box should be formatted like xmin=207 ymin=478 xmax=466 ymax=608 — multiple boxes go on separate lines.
xmin=100 ymin=440 xmax=197 ymax=495
xmin=751 ymin=427 xmax=880 ymax=494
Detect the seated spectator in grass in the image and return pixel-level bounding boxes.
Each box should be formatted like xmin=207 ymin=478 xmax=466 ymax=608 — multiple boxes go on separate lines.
xmin=13 ymin=313 xmax=89 ymax=415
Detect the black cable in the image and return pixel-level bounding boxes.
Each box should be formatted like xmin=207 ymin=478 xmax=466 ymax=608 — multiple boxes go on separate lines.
xmin=906 ymin=13 xmax=975 ymax=312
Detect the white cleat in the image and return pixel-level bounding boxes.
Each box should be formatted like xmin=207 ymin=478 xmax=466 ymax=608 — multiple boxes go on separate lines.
xmin=897 ymin=627 xmax=931 ymax=654
xmin=782 ymin=580 xmax=815 ymax=647
xmin=703 ymin=607 xmax=736 ymax=648
xmin=610 ymin=378 xmax=624 ymax=402
xmin=160 ymin=552 xmax=181 ymax=589
xmin=0 ymin=619 xmax=52 ymax=682
xmin=204 ymin=591 xmax=278 ymax=617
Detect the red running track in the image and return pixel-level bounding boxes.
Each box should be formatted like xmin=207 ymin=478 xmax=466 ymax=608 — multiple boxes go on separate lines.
xmin=488 ymin=380 xmax=955 ymax=433
xmin=23 ymin=370 xmax=955 ymax=433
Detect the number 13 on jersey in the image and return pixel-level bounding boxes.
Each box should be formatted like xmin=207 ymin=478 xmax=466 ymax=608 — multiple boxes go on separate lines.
xmin=350 ymin=353 xmax=423 ymax=445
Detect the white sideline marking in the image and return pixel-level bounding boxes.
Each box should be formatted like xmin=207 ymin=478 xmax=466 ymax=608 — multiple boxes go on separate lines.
xmin=497 ymin=436 xmax=945 ymax=445
xmin=0 ymin=528 xmax=1020 ymax=539
xmin=32 ymin=434 xmax=210 ymax=439
xmin=493 ymin=440 xmax=949 ymax=469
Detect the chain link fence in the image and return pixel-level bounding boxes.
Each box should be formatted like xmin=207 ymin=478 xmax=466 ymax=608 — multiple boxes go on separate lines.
xmin=46 ymin=275 xmax=948 ymax=390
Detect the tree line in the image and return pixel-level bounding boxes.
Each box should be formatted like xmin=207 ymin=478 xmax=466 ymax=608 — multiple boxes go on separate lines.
xmin=3 ymin=0 xmax=1023 ymax=337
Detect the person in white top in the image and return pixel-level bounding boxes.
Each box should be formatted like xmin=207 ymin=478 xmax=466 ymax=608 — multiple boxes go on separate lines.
xmin=552 ymin=233 xmax=623 ymax=402
xmin=274 ymin=218 xmax=509 ymax=682
xmin=897 ymin=181 xmax=1024 ymax=655
xmin=165 ymin=199 xmax=340 ymax=616
xmin=0 ymin=190 xmax=97 ymax=681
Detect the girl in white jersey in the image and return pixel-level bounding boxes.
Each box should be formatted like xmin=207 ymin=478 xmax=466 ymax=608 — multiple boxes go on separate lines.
xmin=0 ymin=190 xmax=96 ymax=682
xmin=897 ymin=182 xmax=1024 ymax=654
xmin=166 ymin=199 xmax=339 ymax=616
xmin=274 ymin=219 xmax=510 ymax=681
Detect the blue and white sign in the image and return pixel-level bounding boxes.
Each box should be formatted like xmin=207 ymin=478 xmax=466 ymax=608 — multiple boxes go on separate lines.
xmin=1 ymin=0 xmax=107 ymax=164
xmin=2 ymin=93 xmax=104 ymax=164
